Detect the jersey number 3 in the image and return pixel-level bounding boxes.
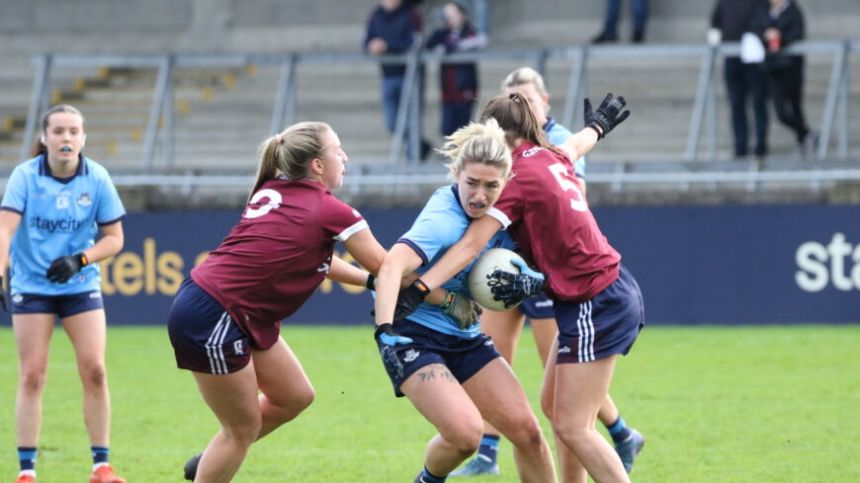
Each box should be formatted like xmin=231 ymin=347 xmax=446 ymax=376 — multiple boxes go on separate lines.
xmin=549 ymin=163 xmax=587 ymax=212
xmin=244 ymin=189 xmax=282 ymax=219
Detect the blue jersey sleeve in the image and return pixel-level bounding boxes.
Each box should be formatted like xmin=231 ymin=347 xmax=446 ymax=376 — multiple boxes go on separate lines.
xmin=95 ymin=169 xmax=125 ymax=225
xmin=1 ymin=166 xmax=28 ymax=214
xmin=398 ymin=187 xmax=467 ymax=265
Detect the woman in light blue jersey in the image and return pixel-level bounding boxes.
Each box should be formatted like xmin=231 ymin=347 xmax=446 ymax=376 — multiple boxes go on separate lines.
xmin=373 ymin=119 xmax=557 ymax=483
xmin=0 ymin=105 xmax=126 ymax=483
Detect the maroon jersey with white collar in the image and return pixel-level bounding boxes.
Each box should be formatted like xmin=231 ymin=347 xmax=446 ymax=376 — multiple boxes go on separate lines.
xmin=489 ymin=142 xmax=620 ymax=302
xmin=192 ymin=178 xmax=367 ymax=349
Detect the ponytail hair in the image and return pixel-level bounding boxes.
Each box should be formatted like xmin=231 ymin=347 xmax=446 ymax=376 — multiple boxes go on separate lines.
xmin=249 ymin=121 xmax=331 ymax=201
xmin=479 ymin=93 xmax=557 ymax=153
xmin=31 ymin=104 xmax=85 ymax=157
xmin=437 ymin=118 xmax=512 ymax=179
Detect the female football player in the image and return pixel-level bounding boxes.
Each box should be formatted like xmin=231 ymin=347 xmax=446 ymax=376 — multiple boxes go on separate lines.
xmin=452 ymin=67 xmax=644 ymax=478
xmin=387 ymin=92 xmax=644 ymax=483
xmin=168 ymin=121 xmax=466 ymax=483
xmin=373 ymin=119 xmax=557 ymax=483
xmin=0 ymin=105 xmax=127 ymax=483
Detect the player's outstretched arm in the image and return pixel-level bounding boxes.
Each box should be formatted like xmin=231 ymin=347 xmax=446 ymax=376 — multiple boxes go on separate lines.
xmin=561 ymin=93 xmax=631 ymax=160
xmin=342 ymin=227 xmax=387 ymax=275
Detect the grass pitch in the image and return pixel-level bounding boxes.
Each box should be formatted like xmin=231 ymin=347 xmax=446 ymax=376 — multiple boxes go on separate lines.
xmin=0 ymin=324 xmax=858 ymax=482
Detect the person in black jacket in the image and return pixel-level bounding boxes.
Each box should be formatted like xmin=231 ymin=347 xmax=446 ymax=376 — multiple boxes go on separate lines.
xmin=364 ymin=0 xmax=431 ymax=160
xmin=755 ymin=0 xmax=816 ymax=156
xmin=426 ymin=2 xmax=487 ymax=136
xmin=709 ymin=0 xmax=770 ymax=159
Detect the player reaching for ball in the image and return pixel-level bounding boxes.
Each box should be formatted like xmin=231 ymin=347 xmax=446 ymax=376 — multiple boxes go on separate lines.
xmin=169 ymin=121 xmax=467 ymax=483
xmin=372 ymin=119 xmax=557 ymax=483
xmin=392 ymin=92 xmax=645 ymax=483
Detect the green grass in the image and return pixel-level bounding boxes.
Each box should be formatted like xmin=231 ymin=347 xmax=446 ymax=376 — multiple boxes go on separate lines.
xmin=1 ymin=325 xmax=859 ymax=482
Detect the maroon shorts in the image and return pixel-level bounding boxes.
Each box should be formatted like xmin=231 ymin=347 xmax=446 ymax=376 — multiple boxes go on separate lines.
xmin=167 ymin=278 xmax=251 ymax=374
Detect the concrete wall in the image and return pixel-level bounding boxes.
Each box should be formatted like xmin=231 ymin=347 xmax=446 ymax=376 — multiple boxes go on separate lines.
xmin=1 ymin=0 xmax=856 ymax=57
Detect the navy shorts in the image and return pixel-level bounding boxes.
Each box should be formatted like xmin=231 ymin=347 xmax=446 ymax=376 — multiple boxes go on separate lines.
xmin=519 ymin=293 xmax=555 ymax=319
xmin=554 ymin=265 xmax=645 ymax=364
xmin=167 ymin=278 xmax=251 ymax=375
xmin=11 ymin=291 xmax=104 ymax=318
xmin=377 ymin=320 xmax=500 ymax=397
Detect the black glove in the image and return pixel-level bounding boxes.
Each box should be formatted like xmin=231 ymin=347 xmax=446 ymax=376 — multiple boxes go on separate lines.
xmin=584 ymin=93 xmax=630 ymax=140
xmin=374 ymin=323 xmax=413 ymax=379
xmin=46 ymin=253 xmax=88 ymax=284
xmin=392 ymin=279 xmax=431 ymax=321
xmin=0 ymin=276 xmax=8 ymax=312
xmin=365 ymin=273 xmax=376 ymax=290
xmin=489 ymin=259 xmax=546 ymax=309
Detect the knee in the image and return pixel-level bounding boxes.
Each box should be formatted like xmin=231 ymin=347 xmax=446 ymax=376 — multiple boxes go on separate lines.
xmin=267 ymin=385 xmax=315 ymax=423
xmin=504 ymin=414 xmax=545 ymax=450
xmin=551 ymin=419 xmax=590 ymax=450
xmin=19 ymin=366 xmax=47 ymax=394
xmin=79 ymin=363 xmax=107 ymax=390
xmin=289 ymin=386 xmax=315 ymax=414
xmin=224 ymin=417 xmax=262 ymax=447
xmin=443 ymin=422 xmax=483 ymax=457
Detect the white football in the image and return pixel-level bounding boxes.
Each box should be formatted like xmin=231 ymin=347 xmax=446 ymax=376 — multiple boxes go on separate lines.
xmin=468 ymin=248 xmax=527 ymax=311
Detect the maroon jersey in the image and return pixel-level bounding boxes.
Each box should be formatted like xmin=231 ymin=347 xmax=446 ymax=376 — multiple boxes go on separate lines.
xmin=489 ymin=142 xmax=620 ymax=302
xmin=192 ymin=178 xmax=367 ymax=349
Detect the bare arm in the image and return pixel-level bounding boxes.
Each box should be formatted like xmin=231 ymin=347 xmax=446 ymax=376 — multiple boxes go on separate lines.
xmin=342 ymin=227 xmax=387 ymax=275
xmin=328 ymin=255 xmax=372 ymax=286
xmin=0 ymin=211 xmax=22 ymax=273
xmin=418 ymin=215 xmax=503 ymax=291
xmin=374 ymin=243 xmax=424 ymax=325
xmin=559 ymin=126 xmax=601 ymax=162
xmin=86 ymin=220 xmax=124 ymax=263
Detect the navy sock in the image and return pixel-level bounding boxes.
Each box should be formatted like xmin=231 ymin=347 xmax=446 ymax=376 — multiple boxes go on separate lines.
xmin=91 ymin=446 xmax=110 ymax=465
xmin=415 ymin=466 xmax=446 ymax=483
xmin=606 ymin=416 xmax=632 ymax=444
xmin=477 ymin=434 xmax=500 ymax=463
xmin=18 ymin=446 xmax=37 ymax=472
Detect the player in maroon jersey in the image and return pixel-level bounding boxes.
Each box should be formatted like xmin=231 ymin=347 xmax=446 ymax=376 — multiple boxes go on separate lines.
xmin=167 ymin=121 xmax=462 ymax=482
xmin=388 ymin=92 xmax=643 ymax=483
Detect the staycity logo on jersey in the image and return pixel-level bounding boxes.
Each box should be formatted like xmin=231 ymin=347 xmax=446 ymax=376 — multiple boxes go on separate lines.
xmin=29 ymin=216 xmax=85 ymax=234
xmin=795 ymin=233 xmax=860 ymax=292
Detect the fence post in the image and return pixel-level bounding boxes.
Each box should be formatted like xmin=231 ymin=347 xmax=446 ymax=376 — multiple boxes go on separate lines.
xmin=143 ymin=55 xmax=173 ymax=169
xmin=20 ymin=54 xmax=52 ymax=163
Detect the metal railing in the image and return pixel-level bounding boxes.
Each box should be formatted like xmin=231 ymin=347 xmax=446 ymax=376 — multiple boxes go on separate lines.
xmin=17 ymin=39 xmax=859 ymax=192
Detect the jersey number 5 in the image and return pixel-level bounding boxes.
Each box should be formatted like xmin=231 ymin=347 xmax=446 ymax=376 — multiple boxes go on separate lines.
xmin=548 ymin=163 xmax=587 ymax=212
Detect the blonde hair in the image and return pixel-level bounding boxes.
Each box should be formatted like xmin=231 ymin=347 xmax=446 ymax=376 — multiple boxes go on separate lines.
xmin=250 ymin=121 xmax=331 ymax=201
xmin=500 ymin=66 xmax=547 ymax=95
xmin=437 ymin=118 xmax=512 ymax=179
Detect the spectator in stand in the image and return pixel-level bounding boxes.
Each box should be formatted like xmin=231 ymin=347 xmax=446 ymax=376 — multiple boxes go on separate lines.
xmin=592 ymin=0 xmax=649 ymax=44
xmin=364 ymin=0 xmax=431 ymax=160
xmin=709 ymin=0 xmax=770 ymax=160
xmin=426 ymin=2 xmax=487 ymax=136
xmin=754 ymin=0 xmax=817 ymax=157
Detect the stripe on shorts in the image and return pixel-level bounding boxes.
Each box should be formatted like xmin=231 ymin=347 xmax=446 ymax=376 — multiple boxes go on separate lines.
xmin=577 ymin=300 xmax=595 ymax=362
xmin=205 ymin=312 xmax=231 ymax=374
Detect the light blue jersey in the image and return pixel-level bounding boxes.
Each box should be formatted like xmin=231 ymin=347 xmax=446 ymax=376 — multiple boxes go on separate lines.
xmin=1 ymin=155 xmax=125 ymax=296
xmin=544 ymin=117 xmax=586 ymax=177
xmin=398 ymin=185 xmax=515 ymax=339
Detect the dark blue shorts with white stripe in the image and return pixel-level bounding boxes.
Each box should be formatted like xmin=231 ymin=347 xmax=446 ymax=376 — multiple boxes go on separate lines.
xmin=167 ymin=277 xmax=251 ymax=375
xmin=554 ymin=264 xmax=645 ymax=364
